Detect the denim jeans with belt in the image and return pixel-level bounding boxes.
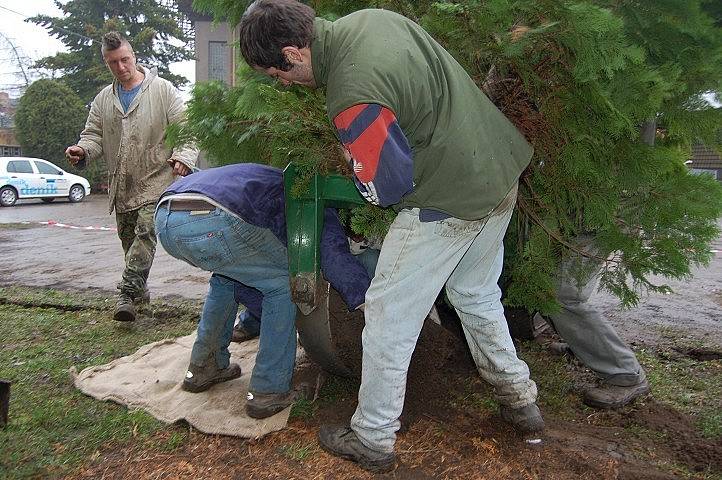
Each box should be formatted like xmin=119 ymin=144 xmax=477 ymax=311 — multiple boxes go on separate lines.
xmin=155 ymin=205 xmax=297 ymax=394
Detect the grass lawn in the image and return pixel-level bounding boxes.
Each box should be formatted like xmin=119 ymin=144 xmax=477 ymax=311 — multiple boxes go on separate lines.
xmin=0 ymin=286 xmax=199 ymax=479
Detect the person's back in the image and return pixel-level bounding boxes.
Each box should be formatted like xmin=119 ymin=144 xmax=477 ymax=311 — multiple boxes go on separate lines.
xmin=315 ymin=9 xmax=533 ymax=219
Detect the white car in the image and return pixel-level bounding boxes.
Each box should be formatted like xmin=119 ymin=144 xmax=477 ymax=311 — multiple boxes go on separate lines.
xmin=0 ymin=157 xmax=91 ymax=207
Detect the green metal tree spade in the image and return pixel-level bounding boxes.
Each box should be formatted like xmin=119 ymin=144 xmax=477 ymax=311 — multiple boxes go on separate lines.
xmin=283 ymin=163 xmax=365 ymax=377
xmin=283 ymin=162 xmax=365 ymax=312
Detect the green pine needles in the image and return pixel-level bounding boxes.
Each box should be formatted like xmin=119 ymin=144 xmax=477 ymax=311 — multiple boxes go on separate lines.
xmin=173 ymin=0 xmax=722 ymax=313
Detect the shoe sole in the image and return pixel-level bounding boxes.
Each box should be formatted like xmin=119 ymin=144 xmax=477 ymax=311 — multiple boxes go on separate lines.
xmin=583 ymin=386 xmax=651 ymax=409
xmin=318 ymin=438 xmax=395 ymax=473
xmin=246 ymin=402 xmax=291 ymax=419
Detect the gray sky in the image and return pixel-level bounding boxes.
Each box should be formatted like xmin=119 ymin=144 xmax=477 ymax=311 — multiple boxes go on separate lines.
xmin=0 ymin=0 xmax=195 ymax=97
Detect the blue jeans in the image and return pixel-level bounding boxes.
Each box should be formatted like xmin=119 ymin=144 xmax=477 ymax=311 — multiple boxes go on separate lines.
xmin=155 ymin=206 xmax=297 ymax=394
xmin=350 ymin=186 xmax=538 ymax=453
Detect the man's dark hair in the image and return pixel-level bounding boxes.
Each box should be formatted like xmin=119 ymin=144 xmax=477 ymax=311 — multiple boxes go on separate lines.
xmin=101 ymin=31 xmax=132 ymax=55
xmin=238 ymin=0 xmax=315 ymax=71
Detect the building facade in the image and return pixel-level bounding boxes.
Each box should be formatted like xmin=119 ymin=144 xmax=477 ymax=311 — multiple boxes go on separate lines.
xmin=177 ymin=0 xmax=237 ymax=87
xmin=0 ymin=92 xmax=21 ymax=157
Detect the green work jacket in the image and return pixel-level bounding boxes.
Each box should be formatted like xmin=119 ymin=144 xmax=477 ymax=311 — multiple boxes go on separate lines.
xmin=312 ymin=10 xmax=533 ymax=220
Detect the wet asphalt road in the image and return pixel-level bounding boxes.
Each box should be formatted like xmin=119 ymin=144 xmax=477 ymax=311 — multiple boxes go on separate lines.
xmin=0 ymin=194 xmax=209 ymax=301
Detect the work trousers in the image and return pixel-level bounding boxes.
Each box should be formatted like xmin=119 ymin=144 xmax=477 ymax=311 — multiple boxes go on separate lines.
xmin=351 ymin=186 xmax=538 ymax=453
xmin=116 ymin=203 xmax=157 ymax=297
xmin=155 ymin=206 xmax=297 ymax=394
xmin=548 ymin=236 xmax=645 ymax=386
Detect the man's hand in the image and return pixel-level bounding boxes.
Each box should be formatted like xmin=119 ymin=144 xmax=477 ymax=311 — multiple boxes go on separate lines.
xmin=65 ymin=145 xmax=86 ymax=165
xmin=169 ymin=160 xmax=191 ymax=176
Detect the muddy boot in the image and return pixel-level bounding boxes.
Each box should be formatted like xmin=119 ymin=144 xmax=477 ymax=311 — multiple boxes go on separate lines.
xmin=231 ymin=325 xmax=259 ymax=343
xmin=500 ymin=402 xmax=545 ymax=433
xmin=182 ymin=361 xmax=242 ymax=393
xmin=583 ymin=378 xmax=650 ymax=409
xmin=113 ymin=293 xmax=136 ymax=322
xmin=245 ymin=389 xmax=302 ymax=419
xmin=318 ymin=425 xmax=396 ymax=473
xmin=133 ymin=288 xmax=151 ymax=305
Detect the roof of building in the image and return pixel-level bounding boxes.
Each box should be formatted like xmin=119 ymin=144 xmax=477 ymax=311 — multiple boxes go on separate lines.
xmin=176 ymin=0 xmax=213 ymax=22
xmin=690 ymin=143 xmax=722 ymax=170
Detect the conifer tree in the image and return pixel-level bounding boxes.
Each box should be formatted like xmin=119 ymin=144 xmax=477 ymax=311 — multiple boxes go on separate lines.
xmin=29 ymin=0 xmax=193 ymax=102
xmin=177 ymin=0 xmax=722 ymax=313
xmin=14 ymin=79 xmax=105 ymax=187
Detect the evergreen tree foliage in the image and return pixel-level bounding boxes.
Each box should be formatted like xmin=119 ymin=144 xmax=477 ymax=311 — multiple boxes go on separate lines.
xmin=14 ymin=79 xmax=105 ymax=187
xmin=179 ymin=0 xmax=722 ymax=313
xmin=29 ymin=0 xmax=193 ymax=103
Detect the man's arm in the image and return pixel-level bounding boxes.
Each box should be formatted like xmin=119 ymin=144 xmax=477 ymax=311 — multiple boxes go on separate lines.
xmin=165 ymin=82 xmax=199 ymax=175
xmin=333 ymin=104 xmax=413 ymax=207
xmin=320 ymin=209 xmax=371 ymax=311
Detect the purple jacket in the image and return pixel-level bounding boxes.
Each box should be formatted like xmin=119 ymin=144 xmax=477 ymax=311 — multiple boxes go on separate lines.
xmin=161 ymin=163 xmax=370 ymax=310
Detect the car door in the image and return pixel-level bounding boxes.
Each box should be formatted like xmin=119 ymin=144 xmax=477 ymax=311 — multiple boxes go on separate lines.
xmin=5 ymin=159 xmax=42 ymax=198
xmin=33 ymin=160 xmax=68 ymax=196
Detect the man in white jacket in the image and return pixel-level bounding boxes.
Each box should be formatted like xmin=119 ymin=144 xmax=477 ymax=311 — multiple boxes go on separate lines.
xmin=66 ymin=32 xmax=198 ymax=322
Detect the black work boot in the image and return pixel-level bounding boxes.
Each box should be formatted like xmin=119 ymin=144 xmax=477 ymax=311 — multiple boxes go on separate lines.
xmin=231 ymin=325 xmax=259 ymax=343
xmin=583 ymin=378 xmax=650 ymax=409
xmin=318 ymin=425 xmax=396 ymax=473
xmin=500 ymin=402 xmax=545 ymax=433
xmin=245 ymin=390 xmax=300 ymax=419
xmin=113 ymin=292 xmax=136 ymax=322
xmin=182 ymin=361 xmax=242 ymax=393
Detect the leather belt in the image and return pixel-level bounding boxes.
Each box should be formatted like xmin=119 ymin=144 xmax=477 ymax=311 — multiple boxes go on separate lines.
xmin=165 ymin=199 xmax=215 ymax=211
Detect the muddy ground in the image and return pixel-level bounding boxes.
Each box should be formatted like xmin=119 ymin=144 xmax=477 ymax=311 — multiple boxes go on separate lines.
xmin=2 ymin=196 xmax=721 ymax=478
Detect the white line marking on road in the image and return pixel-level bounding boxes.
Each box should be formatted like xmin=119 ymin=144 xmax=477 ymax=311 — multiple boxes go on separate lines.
xmin=39 ymin=221 xmax=117 ymax=232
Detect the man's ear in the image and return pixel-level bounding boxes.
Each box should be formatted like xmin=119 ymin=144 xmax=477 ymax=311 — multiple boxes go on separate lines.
xmin=281 ymin=46 xmax=303 ymax=65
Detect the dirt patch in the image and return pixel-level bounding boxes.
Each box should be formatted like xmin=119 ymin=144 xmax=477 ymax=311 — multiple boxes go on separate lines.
xmin=624 ymin=402 xmax=722 ymax=473
xmin=673 ymin=347 xmax=722 ymax=362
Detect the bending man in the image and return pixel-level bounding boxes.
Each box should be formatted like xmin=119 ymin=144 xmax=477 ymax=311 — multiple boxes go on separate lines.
xmin=155 ymin=162 xmax=370 ymax=419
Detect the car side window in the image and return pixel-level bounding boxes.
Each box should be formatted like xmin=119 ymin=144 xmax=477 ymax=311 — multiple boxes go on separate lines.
xmin=35 ymin=162 xmax=62 ymax=175
xmin=7 ymin=160 xmax=34 ymax=174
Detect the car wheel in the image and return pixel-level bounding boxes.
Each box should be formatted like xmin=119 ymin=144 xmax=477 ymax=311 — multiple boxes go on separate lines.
xmin=41 ymin=197 xmax=55 ymax=203
xmin=68 ymin=184 xmax=85 ymax=203
xmin=0 ymin=186 xmax=18 ymax=207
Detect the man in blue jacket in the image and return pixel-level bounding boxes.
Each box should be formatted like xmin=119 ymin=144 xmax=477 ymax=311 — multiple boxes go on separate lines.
xmin=154 ymin=163 xmax=370 ymax=419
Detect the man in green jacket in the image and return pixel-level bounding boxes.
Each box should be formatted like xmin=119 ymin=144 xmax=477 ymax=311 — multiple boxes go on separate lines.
xmin=66 ymin=32 xmax=198 ymax=322
xmin=239 ymin=1 xmax=542 ymax=473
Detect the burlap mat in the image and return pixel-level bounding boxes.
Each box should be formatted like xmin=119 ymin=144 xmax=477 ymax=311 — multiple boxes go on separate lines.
xmin=72 ymin=333 xmax=290 ymax=438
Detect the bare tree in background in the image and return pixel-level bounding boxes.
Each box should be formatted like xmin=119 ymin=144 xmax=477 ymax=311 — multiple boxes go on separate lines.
xmin=0 ymin=31 xmax=32 ymax=95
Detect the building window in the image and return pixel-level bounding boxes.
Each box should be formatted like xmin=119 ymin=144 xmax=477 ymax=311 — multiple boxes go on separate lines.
xmin=1 ymin=146 xmax=21 ymax=156
xmin=209 ymin=41 xmax=229 ymax=83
